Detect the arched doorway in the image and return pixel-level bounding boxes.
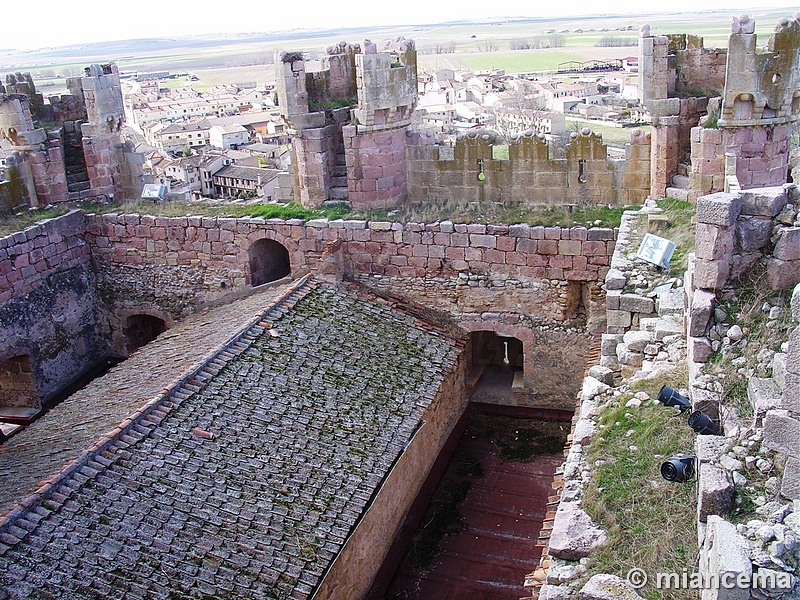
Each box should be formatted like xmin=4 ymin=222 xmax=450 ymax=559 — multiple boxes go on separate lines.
xmin=123 ymin=314 xmax=167 ymax=354
xmin=248 ymin=238 xmax=291 ymax=287
xmin=0 ymin=354 xmax=38 ymax=410
xmin=469 ymin=331 xmax=524 ymax=405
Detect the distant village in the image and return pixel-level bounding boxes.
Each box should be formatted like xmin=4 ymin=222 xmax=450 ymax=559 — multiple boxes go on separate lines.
xmin=113 ymin=56 xmax=642 ymax=203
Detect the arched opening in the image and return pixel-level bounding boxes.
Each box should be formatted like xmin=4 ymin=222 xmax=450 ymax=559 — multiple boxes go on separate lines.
xmin=0 ymin=355 xmax=38 ymax=411
xmin=123 ymin=314 xmax=167 ymax=354
xmin=469 ymin=331 xmax=524 ymax=404
xmin=248 ymin=238 xmax=291 ymax=287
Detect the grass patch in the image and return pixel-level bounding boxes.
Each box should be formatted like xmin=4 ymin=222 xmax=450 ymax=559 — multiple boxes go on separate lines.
xmin=582 ymin=372 xmax=698 ymax=600
xmin=0 ymin=206 xmax=72 ymax=238
xmin=656 ymin=197 xmax=696 ymax=273
xmin=82 ymin=199 xmax=350 ymax=221
xmin=703 ymin=264 xmax=794 ymax=418
xmin=352 ymin=201 xmax=637 ymax=228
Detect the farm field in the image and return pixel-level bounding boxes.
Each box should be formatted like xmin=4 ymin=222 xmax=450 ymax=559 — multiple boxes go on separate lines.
xmin=0 ymin=7 xmax=792 ymax=92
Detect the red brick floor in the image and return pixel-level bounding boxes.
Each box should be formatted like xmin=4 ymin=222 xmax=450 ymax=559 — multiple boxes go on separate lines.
xmin=395 ymin=422 xmax=563 ymax=599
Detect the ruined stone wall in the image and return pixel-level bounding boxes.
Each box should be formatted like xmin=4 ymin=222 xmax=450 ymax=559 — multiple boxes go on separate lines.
xmin=647 ymin=97 xmax=707 ymax=199
xmin=290 ymin=120 xmax=342 ymax=206
xmin=638 ymin=31 xmax=726 ymax=104
xmin=84 ymin=215 xmax=613 ymax=318
xmin=48 ymin=93 xmax=86 ymax=123
xmin=0 ymin=210 xmax=108 ymax=408
xmin=306 ymin=42 xmax=358 ymax=107
xmin=690 ymin=124 xmax=792 ymax=198
xmin=343 ymin=124 xmax=407 ymax=209
xmin=0 ymin=210 xmax=614 ymax=413
xmin=408 ymin=128 xmax=650 ymax=206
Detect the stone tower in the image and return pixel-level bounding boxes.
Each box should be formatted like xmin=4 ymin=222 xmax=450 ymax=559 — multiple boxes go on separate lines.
xmin=275 ymin=38 xmax=417 ymax=209
xmin=638 ymin=12 xmax=800 ymax=200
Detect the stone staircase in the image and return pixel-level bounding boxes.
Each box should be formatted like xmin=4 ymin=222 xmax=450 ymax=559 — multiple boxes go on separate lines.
xmin=328 ymin=144 xmax=350 ymax=205
xmin=665 ymin=161 xmax=691 ymax=200
xmin=62 ymin=120 xmax=91 ymax=200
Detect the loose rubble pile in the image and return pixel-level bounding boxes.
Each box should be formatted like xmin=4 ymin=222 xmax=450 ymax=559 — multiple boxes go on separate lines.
xmin=542 ymin=204 xmax=800 ymax=599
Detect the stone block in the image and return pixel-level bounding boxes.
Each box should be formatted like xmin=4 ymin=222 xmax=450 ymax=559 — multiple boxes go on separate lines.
xmin=623 ymin=330 xmax=653 ymax=352
xmin=696 ymin=192 xmax=742 ymax=226
xmin=748 ymin=378 xmax=782 ymax=426
xmin=695 ymin=223 xmax=734 ymax=260
xmin=695 ymin=435 xmax=730 ymax=464
xmin=605 ymin=268 xmax=626 ymax=290
xmin=588 ymin=365 xmax=615 ymax=386
xmin=549 ymin=502 xmax=608 ymax=561
xmin=702 ymin=515 xmax=751 ymax=600
xmin=698 ymin=463 xmax=734 ymax=522
xmin=693 ymin=258 xmax=730 ymax=291
xmin=689 ymin=336 xmax=713 ymax=363
xmin=656 ymin=288 xmax=684 ymax=316
xmin=616 ymin=343 xmax=643 ymax=367
xmin=689 ymin=289 xmax=716 ymax=337
xmin=762 ymin=410 xmax=800 ymax=456
xmin=601 ymin=333 xmax=623 ymax=356
xmin=787 ymin=327 xmax=800 ymax=376
xmin=607 ymin=309 xmax=632 ymax=330
xmin=735 ymin=216 xmax=772 ymax=252
xmin=793 ymin=284 xmax=800 ymax=323
xmin=773 ymin=353 xmax=786 ymax=392
xmin=765 ymin=258 xmax=800 ymax=291
xmin=781 ymin=456 xmax=800 ymax=499
xmin=558 ymin=239 xmax=582 ymax=256
xmin=773 ymin=227 xmax=800 ymax=261
xmin=652 ymin=316 xmax=682 ymax=340
xmin=619 ymin=294 xmax=655 ymax=313
xmin=740 ymin=186 xmax=787 ymax=217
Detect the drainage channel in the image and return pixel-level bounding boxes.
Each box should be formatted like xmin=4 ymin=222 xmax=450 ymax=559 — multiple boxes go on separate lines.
xmin=377 ymin=402 xmax=571 ymax=600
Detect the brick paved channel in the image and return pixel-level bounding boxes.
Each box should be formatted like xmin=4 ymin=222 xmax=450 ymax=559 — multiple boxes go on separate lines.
xmin=387 ymin=406 xmax=568 ymax=600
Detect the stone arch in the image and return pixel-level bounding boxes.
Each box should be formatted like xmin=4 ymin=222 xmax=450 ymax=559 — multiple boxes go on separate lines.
xmin=248 ymin=238 xmax=291 ymax=287
xmin=459 ymin=318 xmax=536 ymax=377
xmin=0 ymin=353 xmax=38 ymax=411
xmin=109 ymin=307 xmax=173 ymax=356
xmin=459 ymin=318 xmax=538 ymax=408
xmin=123 ymin=314 xmax=168 ymax=354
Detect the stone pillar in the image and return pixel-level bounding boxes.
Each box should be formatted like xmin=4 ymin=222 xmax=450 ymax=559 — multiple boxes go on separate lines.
xmin=649 ymin=114 xmax=681 ymax=200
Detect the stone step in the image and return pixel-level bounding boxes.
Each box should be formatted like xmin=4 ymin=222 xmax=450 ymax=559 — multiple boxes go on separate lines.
xmin=665 ymin=186 xmax=690 ymax=201
xmin=331 ymin=176 xmax=348 ymax=187
xmin=671 ymin=174 xmax=690 ymax=189
xmin=68 ymin=180 xmax=91 ymax=193
xmin=329 ymin=187 xmax=349 ymax=201
xmin=333 ymin=165 xmax=348 ymax=177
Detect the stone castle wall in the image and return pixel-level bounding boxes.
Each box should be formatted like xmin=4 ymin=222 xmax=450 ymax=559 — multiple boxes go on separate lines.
xmin=407 ymin=128 xmax=650 ymax=206
xmin=0 ymin=211 xmax=616 ymax=412
xmin=0 ymin=210 xmax=108 ymax=408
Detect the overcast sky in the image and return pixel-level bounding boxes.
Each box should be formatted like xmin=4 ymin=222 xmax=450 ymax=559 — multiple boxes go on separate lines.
xmin=3 ymin=1 xmax=798 ymax=50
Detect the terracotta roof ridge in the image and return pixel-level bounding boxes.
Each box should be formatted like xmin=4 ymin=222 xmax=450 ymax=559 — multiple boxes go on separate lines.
xmin=0 ymin=274 xmax=317 ymax=539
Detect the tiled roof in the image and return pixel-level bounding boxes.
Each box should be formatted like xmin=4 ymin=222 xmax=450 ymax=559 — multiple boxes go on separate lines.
xmin=0 ymin=279 xmax=460 ymax=599
xmin=213 ymin=165 xmax=280 ymax=183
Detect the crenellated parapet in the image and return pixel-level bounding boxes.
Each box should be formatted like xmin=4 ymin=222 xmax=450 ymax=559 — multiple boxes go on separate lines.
xmin=721 ymin=14 xmax=800 ymax=127
xmin=406 ymin=128 xmax=650 ymax=206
